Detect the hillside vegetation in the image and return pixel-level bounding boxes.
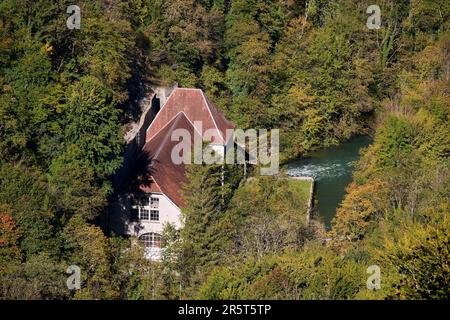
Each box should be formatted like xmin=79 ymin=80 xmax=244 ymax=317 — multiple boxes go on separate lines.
xmin=0 ymin=0 xmax=448 ymax=299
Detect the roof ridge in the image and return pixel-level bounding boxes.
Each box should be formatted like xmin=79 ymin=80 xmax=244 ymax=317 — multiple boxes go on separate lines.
xmin=173 ymin=87 xmax=202 ymax=91
xmin=150 ymin=112 xmax=186 ymax=160
xmin=200 ymin=90 xmax=225 ymax=144
xmin=145 ymin=87 xmax=201 ymax=138
xmin=146 ymin=87 xmax=234 ymax=146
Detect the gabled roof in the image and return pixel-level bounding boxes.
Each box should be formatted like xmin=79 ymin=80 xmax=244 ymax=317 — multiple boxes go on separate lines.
xmin=139 ymin=112 xmax=201 ymax=207
xmin=145 ymin=88 xmax=235 ymax=145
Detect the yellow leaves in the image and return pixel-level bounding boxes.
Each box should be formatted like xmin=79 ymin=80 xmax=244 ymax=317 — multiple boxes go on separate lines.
xmin=330 ymin=179 xmax=389 ymax=244
xmin=236 ymin=33 xmax=271 ymax=74
xmin=415 ymin=34 xmax=450 ymax=81
xmin=64 ymin=215 xmax=118 ymax=299
xmin=374 ymin=209 xmax=450 ymax=299
xmin=301 ymin=108 xmax=325 ymax=137
xmin=284 ymin=16 xmax=311 ymax=44
xmin=41 ymin=43 xmax=53 ymax=55
xmin=286 ymin=85 xmax=316 ymax=110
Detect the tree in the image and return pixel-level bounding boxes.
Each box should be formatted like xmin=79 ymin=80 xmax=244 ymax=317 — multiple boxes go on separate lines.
xmin=226 ymin=32 xmax=272 ymax=127
xmin=379 ymin=210 xmax=450 ymax=299
xmin=198 ymin=244 xmax=365 ymax=300
xmin=160 ymin=223 xmax=183 ymax=299
xmin=180 ymin=163 xmax=227 ymax=275
xmin=62 ymin=76 xmax=123 ymax=183
xmin=226 ymin=177 xmax=315 ymax=260
xmin=0 ymin=252 xmax=68 ymax=300
xmin=0 ymin=204 xmax=21 ymax=263
xmin=179 ymin=157 xmax=243 ymax=295
xmin=62 ymin=215 xmax=117 ymax=299
xmin=224 ymin=0 xmax=275 ymax=127
xmin=0 ymin=163 xmax=56 ymax=258
xmin=109 ymin=235 xmax=166 ymax=300
xmin=330 ymin=180 xmax=389 ymax=245
xmin=48 ymin=158 xmax=107 ymax=220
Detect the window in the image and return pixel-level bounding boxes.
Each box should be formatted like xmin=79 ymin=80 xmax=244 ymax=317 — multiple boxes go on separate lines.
xmin=132 ymin=195 xmax=148 ymax=207
xmin=139 ymin=208 xmax=149 ymax=220
xmin=139 ymin=233 xmax=161 ymax=248
xmin=150 ymin=210 xmax=159 ymax=221
xmin=150 ymin=197 xmax=159 ymax=208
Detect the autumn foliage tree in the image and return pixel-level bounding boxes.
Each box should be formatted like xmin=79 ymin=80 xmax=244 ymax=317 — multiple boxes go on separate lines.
xmin=0 ymin=205 xmax=21 ymax=263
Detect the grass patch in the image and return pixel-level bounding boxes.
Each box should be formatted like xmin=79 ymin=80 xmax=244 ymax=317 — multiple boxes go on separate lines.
xmin=285 ymin=178 xmax=312 ymax=202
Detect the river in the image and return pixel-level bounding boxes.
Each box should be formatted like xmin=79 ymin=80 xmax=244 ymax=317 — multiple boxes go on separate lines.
xmin=285 ymin=135 xmax=373 ymax=229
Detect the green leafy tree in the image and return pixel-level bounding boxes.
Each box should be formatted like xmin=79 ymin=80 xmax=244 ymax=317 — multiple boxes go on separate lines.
xmin=160 ymin=223 xmax=183 ymax=299
xmin=0 ymin=163 xmax=56 ymax=258
xmin=62 ymin=215 xmax=117 ymax=299
xmin=199 ymin=244 xmax=365 ymax=300
xmin=181 ymin=163 xmax=226 ymax=273
xmin=62 ymin=76 xmax=123 ymax=182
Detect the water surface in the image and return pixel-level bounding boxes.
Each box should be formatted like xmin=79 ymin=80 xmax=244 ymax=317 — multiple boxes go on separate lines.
xmin=285 ymin=136 xmax=373 ymax=228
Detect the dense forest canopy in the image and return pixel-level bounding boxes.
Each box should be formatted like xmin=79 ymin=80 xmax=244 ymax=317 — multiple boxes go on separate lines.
xmin=0 ymin=0 xmax=448 ymax=299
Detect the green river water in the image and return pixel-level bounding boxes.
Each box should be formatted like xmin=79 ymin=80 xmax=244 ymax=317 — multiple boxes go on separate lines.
xmin=285 ymin=135 xmax=373 ymax=228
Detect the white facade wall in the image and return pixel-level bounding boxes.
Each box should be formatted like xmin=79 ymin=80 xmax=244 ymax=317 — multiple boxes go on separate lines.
xmin=129 ymin=192 xmax=182 ymax=236
xmin=110 ymin=192 xmax=182 ymax=260
xmin=110 ymin=143 xmax=229 ymax=260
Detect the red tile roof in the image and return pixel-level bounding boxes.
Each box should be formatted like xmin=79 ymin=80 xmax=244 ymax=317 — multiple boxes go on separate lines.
xmin=145 ymin=88 xmax=235 ymax=145
xmin=139 ymin=112 xmax=199 ymax=207
xmin=139 ymin=88 xmax=235 ymax=208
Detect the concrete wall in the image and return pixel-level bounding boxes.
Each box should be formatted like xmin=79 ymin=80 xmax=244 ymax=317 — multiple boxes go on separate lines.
xmin=289 ymin=176 xmax=315 ymax=224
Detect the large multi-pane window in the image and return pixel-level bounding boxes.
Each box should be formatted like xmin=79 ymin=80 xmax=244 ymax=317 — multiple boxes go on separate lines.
xmin=139 ymin=208 xmax=149 ymax=220
xmin=150 ymin=210 xmax=159 ymax=221
xmin=131 ymin=194 xmax=161 ymax=222
xmin=132 ymin=195 xmax=149 ymax=206
xmin=139 ymin=233 xmax=161 ymax=248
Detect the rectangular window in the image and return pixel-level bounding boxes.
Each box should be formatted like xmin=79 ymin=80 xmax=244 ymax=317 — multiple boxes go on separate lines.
xmin=150 ymin=197 xmax=159 ymax=208
xmin=150 ymin=210 xmax=159 ymax=221
xmin=132 ymin=195 xmax=148 ymax=207
xmin=139 ymin=208 xmax=149 ymax=221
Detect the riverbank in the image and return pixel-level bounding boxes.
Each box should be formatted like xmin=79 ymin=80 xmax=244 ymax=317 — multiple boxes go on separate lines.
xmin=285 ymin=135 xmax=373 ymax=228
xmin=287 ymin=176 xmax=315 ymax=224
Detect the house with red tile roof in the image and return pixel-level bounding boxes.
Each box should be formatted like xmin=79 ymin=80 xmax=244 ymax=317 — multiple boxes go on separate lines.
xmin=110 ymin=88 xmax=235 ymax=259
